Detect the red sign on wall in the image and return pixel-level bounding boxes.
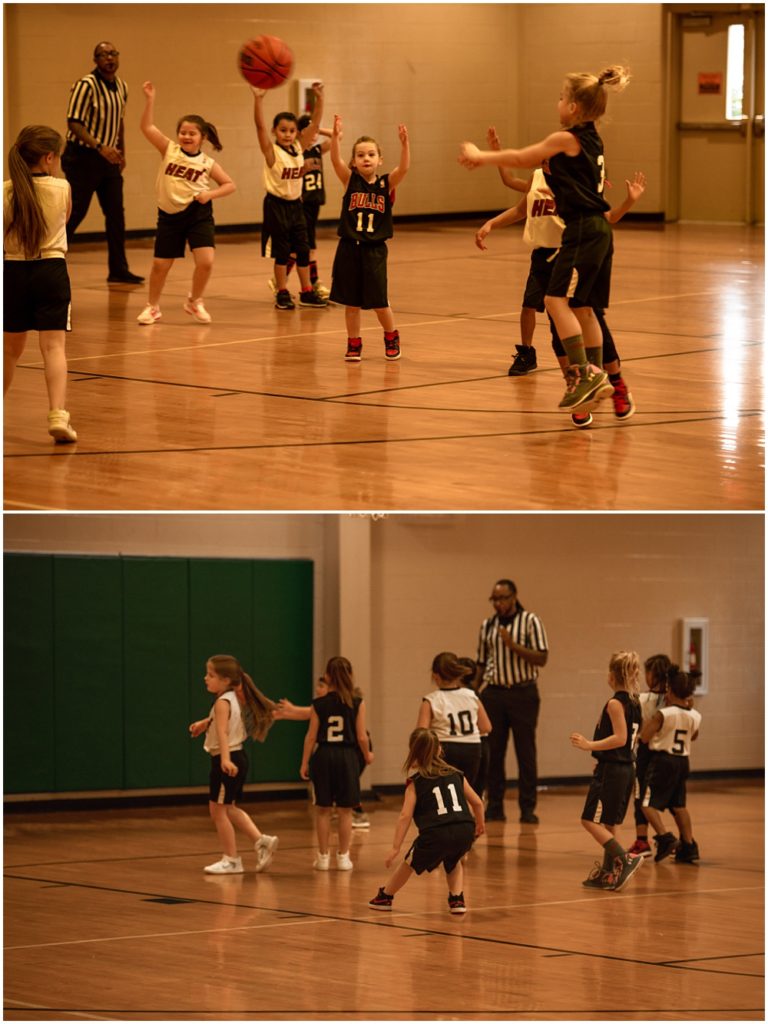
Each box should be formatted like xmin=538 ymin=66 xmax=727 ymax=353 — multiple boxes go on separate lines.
xmin=698 ymin=72 xmax=723 ymax=95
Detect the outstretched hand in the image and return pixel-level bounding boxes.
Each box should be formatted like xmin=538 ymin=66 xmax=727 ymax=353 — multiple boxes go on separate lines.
xmin=142 ymin=81 xmax=155 ymax=99
xmin=487 ymin=126 xmax=502 ymax=150
xmin=398 ymin=123 xmax=409 ymax=145
xmin=626 ymin=170 xmax=646 ymax=203
xmin=458 ymin=142 xmax=482 ymax=169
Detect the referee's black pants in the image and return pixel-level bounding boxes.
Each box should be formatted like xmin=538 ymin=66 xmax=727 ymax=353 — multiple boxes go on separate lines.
xmin=481 ymin=683 xmax=540 ymax=815
xmin=62 ymin=144 xmax=129 ymax=277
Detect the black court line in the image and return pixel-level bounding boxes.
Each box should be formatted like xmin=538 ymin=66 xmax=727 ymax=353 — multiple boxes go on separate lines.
xmin=4 ymin=871 xmax=762 ymax=980
xmin=4 ymin=410 xmax=761 ymax=461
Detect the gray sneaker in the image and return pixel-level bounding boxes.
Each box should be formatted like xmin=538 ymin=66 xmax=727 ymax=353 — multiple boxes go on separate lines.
xmin=254 ymin=834 xmax=279 ymax=872
xmin=610 ymin=852 xmax=643 ymax=891
xmin=582 ymin=861 xmax=613 ymax=889
xmin=558 ymin=364 xmax=611 ymax=411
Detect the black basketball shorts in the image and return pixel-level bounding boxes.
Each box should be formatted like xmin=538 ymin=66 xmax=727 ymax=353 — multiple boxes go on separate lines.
xmin=4 ymin=258 xmax=72 ymax=333
xmin=309 ymin=745 xmax=361 ymax=808
xmin=522 ymin=247 xmax=558 ymax=312
xmin=262 ymin=194 xmax=309 ymax=264
xmin=547 ymin=214 xmax=613 ymax=309
xmin=581 ymin=760 xmax=634 ymax=826
xmin=208 ymin=748 xmax=249 ymax=805
xmin=302 ymin=201 xmax=321 ymax=251
xmin=642 ymin=751 xmax=690 ymax=811
xmin=329 ymin=238 xmax=389 ymax=309
xmin=404 ymin=821 xmax=476 ymax=875
xmin=154 ymin=202 xmax=215 ymax=259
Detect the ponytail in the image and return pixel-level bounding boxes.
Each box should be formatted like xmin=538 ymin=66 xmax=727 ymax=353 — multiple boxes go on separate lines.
xmin=176 ymin=114 xmax=223 ymax=151
xmin=564 ymin=65 xmax=631 ymax=122
xmin=207 ymin=654 xmax=276 ymax=742
xmin=4 ymin=125 xmax=63 ymax=258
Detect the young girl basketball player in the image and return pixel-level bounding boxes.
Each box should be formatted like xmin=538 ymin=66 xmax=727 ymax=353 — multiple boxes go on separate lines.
xmin=416 ymin=652 xmax=492 ymax=792
xmin=570 ymin=651 xmax=643 ymax=892
xmin=252 ymin=83 xmax=328 ymax=310
xmin=369 ymin=728 xmax=485 ymax=915
xmin=329 ymin=115 xmax=410 ymax=361
xmin=628 ymin=653 xmax=673 ymax=858
xmin=188 ymin=655 xmax=278 ymax=874
xmin=300 ymin=656 xmax=373 ymax=870
xmin=4 ymin=125 xmax=77 ymax=442
xmin=137 ymin=82 xmax=235 ymax=326
xmin=459 ymin=65 xmax=631 ymax=413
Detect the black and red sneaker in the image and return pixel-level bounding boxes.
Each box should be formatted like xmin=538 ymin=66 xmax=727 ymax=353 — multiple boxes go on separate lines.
xmin=611 ymin=377 xmax=636 ymax=421
xmin=369 ymin=887 xmax=394 ymax=911
xmin=384 ymin=331 xmax=401 ymax=361
xmin=448 ymin=892 xmax=467 ymax=914
xmin=345 ymin=338 xmax=363 ymax=362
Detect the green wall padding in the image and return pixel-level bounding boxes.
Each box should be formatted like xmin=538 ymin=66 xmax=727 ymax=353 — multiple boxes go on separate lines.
xmin=4 ymin=554 xmax=314 ymax=795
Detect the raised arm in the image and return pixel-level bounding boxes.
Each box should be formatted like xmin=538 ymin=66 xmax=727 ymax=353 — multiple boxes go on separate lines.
xmin=388 ymin=124 xmax=410 ymax=189
xmin=140 ymin=81 xmax=171 ymax=155
xmin=330 ymin=114 xmax=351 ymax=186
xmin=459 ymin=130 xmax=578 ymax=171
xmin=251 ymin=87 xmax=275 ymax=166
xmin=487 ymin=126 xmax=529 ymax=191
xmin=605 ymin=170 xmax=646 ymax=224
xmin=299 ymin=82 xmax=325 ymax=149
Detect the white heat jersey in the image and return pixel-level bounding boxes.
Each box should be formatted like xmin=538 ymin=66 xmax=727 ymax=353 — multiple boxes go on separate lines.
xmin=648 ymin=705 xmax=702 ymax=756
xmin=639 ymin=690 xmax=665 ymax=725
xmin=204 ymin=691 xmax=246 ymax=754
xmin=155 ymin=142 xmax=215 ymax=214
xmin=3 ymin=175 xmax=69 ymax=260
xmin=264 ymin=143 xmax=303 ymax=200
xmin=523 ymin=168 xmax=565 ymax=250
xmin=423 ymin=687 xmax=483 ymax=744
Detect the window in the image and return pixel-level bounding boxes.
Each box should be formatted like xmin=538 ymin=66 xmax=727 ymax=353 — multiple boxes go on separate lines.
xmin=726 ymin=23 xmax=745 ymax=119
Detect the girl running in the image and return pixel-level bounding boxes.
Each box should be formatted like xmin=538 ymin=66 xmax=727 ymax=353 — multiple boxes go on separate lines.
xmin=4 ymin=125 xmax=77 ymax=442
xmin=137 ymin=82 xmax=235 ymax=326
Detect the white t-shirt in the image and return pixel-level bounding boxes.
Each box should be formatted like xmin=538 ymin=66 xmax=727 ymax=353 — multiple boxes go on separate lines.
xmin=3 ymin=175 xmax=70 ymax=260
xmin=263 ymin=143 xmax=303 ymax=200
xmin=155 ymin=142 xmax=215 ymax=214
xmin=204 ymin=691 xmax=246 ymax=754
xmin=639 ymin=690 xmax=665 ymax=725
xmin=523 ymin=168 xmax=565 ymax=250
xmin=648 ymin=705 xmax=702 ymax=756
xmin=423 ymin=687 xmax=483 ymax=744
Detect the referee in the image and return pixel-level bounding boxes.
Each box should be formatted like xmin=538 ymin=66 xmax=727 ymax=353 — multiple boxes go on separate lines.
xmin=62 ymin=40 xmax=143 ymax=285
xmin=475 ymin=579 xmax=549 ymax=823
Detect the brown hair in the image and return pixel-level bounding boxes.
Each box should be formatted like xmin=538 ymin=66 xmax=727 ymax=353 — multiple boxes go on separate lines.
xmin=667 ymin=664 xmax=699 ymax=701
xmin=564 ymin=65 xmax=631 ymax=122
xmin=4 ymin=125 xmax=63 ymax=258
xmin=402 ymin=727 xmax=454 ymax=778
xmin=207 ymin=654 xmax=275 ymax=741
xmin=608 ymin=650 xmax=640 ymax=701
xmin=644 ymin=653 xmax=672 ymax=694
xmin=176 ymin=115 xmax=223 ymax=151
xmin=348 ymin=135 xmax=381 ymax=169
xmin=324 ymin=655 xmax=360 ymax=707
xmin=431 ymin=651 xmax=467 ymax=685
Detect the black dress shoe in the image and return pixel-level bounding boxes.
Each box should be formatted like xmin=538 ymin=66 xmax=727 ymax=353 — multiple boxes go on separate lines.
xmin=519 ymin=812 xmax=540 ymax=824
xmin=107 ymin=271 xmax=144 ymax=284
xmin=485 ymin=805 xmax=507 ymax=822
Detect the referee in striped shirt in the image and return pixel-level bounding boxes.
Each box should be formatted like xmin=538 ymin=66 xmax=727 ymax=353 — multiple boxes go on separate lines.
xmin=476 ymin=579 xmax=549 ymax=823
xmin=62 ymin=41 xmax=143 ymax=284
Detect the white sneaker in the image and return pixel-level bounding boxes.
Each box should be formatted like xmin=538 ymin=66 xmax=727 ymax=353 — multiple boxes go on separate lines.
xmin=351 ymin=811 xmax=370 ymax=830
xmin=313 ymin=852 xmax=331 ymax=871
xmin=254 ymin=834 xmax=279 ymax=872
xmin=47 ymin=408 xmax=77 ymax=443
xmin=204 ymin=856 xmax=243 ymax=874
xmin=137 ymin=304 xmax=161 ymax=325
xmin=336 ymin=851 xmax=353 ymax=871
xmin=183 ymin=296 xmax=212 ymax=323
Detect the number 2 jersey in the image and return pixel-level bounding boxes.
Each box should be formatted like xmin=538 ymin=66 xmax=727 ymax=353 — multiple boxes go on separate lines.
xmin=591 ymin=690 xmax=641 ymax=763
xmin=313 ymin=691 xmax=362 ymax=745
xmin=336 ymin=170 xmax=394 ymax=243
xmin=408 ymin=770 xmax=475 ymax=831
xmin=544 ymin=121 xmax=610 ymax=222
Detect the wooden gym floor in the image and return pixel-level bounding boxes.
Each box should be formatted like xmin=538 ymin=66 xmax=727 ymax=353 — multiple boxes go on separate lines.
xmin=4 ymin=778 xmax=763 ymax=1021
xmin=3 ymin=221 xmax=764 ymax=512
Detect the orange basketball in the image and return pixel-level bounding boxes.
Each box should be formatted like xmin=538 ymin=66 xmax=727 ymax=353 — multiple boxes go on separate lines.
xmin=238 ymin=35 xmax=293 ymax=89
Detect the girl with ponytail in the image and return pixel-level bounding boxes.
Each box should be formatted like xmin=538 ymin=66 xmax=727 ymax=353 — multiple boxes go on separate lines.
xmin=188 ymin=655 xmax=278 ymax=874
xmin=137 ymin=81 xmax=235 ymax=326
xmin=4 ymin=125 xmax=78 ymax=442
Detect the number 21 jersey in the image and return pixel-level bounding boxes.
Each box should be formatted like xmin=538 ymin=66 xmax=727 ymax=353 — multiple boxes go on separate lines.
xmin=409 ymin=770 xmax=474 ymax=831
xmin=337 ymin=170 xmax=394 ymax=243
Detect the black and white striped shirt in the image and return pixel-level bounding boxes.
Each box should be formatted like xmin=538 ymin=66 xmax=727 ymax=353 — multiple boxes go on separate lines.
xmin=66 ymin=70 xmax=128 ymax=149
xmin=476 ymin=609 xmax=548 ymax=689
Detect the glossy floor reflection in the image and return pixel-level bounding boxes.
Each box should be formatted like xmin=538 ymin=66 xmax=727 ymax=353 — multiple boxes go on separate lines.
xmin=4 ymin=223 xmax=764 ymax=510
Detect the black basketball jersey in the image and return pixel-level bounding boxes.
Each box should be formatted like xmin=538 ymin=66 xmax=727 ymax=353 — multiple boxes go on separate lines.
xmin=545 ymin=122 xmax=610 ymax=221
xmin=592 ymin=690 xmax=641 ymax=763
xmin=313 ymin=691 xmax=361 ymax=746
xmin=302 ymin=142 xmax=326 ymax=206
xmin=337 ymin=171 xmax=394 ymax=243
xmin=408 ymin=769 xmax=474 ymax=831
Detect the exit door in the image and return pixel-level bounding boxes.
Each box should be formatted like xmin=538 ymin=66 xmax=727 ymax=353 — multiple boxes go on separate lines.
xmin=674 ymin=9 xmax=764 ymax=223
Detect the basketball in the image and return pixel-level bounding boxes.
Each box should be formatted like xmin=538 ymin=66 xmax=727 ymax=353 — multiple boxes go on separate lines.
xmin=238 ymin=35 xmax=293 ymax=89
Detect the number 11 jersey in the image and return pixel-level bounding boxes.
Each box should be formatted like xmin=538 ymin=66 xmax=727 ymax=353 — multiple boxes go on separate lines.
xmin=336 ymin=170 xmax=394 ymax=243
xmin=409 ymin=770 xmax=475 ymax=831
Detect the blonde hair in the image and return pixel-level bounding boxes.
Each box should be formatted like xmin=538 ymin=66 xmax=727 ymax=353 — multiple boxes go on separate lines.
xmin=402 ymin=727 xmax=454 ymax=778
xmin=609 ymin=651 xmax=641 ymax=701
xmin=564 ymin=65 xmax=631 ymax=122
xmin=4 ymin=125 xmax=63 ymax=258
xmin=207 ymin=654 xmax=275 ymax=742
xmin=324 ymin=655 xmax=360 ymax=707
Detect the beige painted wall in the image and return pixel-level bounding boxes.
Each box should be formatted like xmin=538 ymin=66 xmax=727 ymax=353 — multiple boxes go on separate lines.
xmin=3 ymin=3 xmax=664 ymax=233
xmin=5 ymin=512 xmax=763 ymax=787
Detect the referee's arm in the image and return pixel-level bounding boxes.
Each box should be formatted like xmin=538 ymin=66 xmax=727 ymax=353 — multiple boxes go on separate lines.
xmin=499 ymin=627 xmax=548 ymax=667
